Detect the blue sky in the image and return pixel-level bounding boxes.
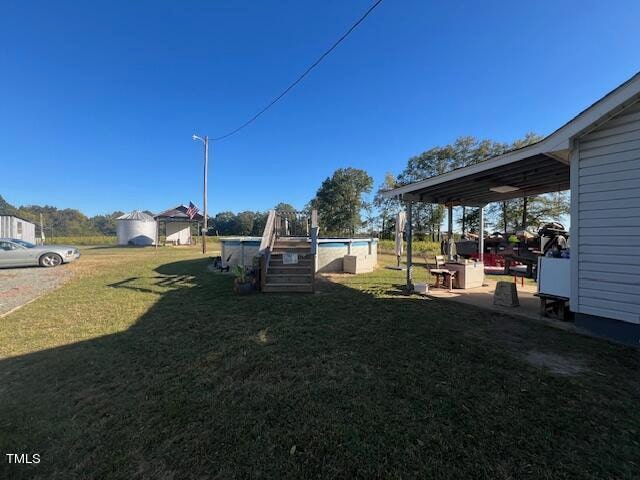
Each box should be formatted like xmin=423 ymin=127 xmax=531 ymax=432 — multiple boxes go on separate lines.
xmin=1 ymin=0 xmax=639 ymax=217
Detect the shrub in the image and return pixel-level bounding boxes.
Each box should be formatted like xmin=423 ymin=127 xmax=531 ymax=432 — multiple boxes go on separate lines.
xmin=378 ymin=239 xmax=440 ymax=257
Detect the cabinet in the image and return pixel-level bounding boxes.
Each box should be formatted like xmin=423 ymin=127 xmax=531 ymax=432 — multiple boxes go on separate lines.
xmin=444 ymin=261 xmax=485 ymax=289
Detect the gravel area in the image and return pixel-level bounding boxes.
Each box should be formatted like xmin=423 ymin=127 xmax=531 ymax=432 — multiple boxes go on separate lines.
xmin=0 ymin=266 xmax=75 ymax=317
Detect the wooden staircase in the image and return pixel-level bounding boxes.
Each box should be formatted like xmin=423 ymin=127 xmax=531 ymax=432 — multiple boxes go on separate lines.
xmin=262 ymin=238 xmax=315 ymax=293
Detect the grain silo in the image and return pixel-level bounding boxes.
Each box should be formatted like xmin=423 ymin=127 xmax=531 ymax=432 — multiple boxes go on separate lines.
xmin=116 ymin=211 xmax=157 ymax=246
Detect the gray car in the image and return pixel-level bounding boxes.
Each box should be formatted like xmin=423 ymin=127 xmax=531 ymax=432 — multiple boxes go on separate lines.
xmin=0 ymin=239 xmax=80 ymax=268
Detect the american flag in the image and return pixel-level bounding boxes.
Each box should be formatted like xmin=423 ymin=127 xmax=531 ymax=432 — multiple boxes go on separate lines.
xmin=186 ymin=202 xmax=198 ymax=219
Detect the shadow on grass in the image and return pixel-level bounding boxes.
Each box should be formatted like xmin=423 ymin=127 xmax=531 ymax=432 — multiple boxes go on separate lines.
xmin=0 ymin=258 xmax=639 ymax=479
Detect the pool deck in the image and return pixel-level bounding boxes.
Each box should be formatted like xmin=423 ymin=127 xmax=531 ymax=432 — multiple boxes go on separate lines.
xmin=426 ymin=279 xmax=574 ymax=332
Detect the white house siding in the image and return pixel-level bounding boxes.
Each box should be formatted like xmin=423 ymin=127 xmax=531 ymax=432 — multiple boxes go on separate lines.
xmin=0 ymin=216 xmax=36 ymax=243
xmin=165 ymin=222 xmax=192 ymax=245
xmin=575 ymin=100 xmax=640 ymax=324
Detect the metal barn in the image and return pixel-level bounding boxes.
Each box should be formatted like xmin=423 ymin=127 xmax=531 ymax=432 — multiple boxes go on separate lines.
xmin=0 ymin=215 xmax=36 ymax=243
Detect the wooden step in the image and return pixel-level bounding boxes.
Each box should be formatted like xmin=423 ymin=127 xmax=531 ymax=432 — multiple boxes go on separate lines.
xmin=269 ymin=254 xmax=312 ymax=260
xmin=262 ymin=283 xmax=314 ymax=293
xmin=270 ymin=251 xmax=312 ymax=255
xmin=269 ymin=257 xmax=312 ymax=265
xmin=271 ymin=247 xmax=311 ymax=254
xmin=265 ymin=274 xmax=313 ymax=284
xmin=268 ymin=266 xmax=312 ymax=274
xmin=274 ymin=239 xmax=310 ymax=245
xmin=275 ymin=236 xmax=309 ymax=241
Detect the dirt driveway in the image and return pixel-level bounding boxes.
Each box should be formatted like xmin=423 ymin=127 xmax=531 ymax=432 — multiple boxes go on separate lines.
xmin=0 ymin=266 xmax=75 ymax=317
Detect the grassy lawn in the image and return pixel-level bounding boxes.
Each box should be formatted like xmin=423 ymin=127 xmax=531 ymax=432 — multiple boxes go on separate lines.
xmin=0 ymin=246 xmax=638 ymax=479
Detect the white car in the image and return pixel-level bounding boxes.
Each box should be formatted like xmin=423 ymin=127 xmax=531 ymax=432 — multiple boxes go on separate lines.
xmin=0 ymin=238 xmax=80 ymax=268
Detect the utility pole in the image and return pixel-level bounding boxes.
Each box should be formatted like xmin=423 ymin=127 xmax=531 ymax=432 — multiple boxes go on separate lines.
xmin=192 ymin=134 xmax=209 ymax=254
xmin=203 ymin=135 xmax=209 ymax=255
xmin=39 ymin=213 xmax=45 ymax=244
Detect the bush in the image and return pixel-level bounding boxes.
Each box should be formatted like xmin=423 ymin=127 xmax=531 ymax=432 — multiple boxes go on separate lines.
xmin=378 ymin=239 xmax=440 ymax=257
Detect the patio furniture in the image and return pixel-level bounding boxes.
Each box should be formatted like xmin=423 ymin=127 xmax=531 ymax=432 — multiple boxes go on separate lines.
xmin=445 ymin=260 xmax=485 ymax=289
xmin=429 ymin=255 xmax=456 ymax=292
xmin=503 ymin=253 xmax=538 ymax=278
xmin=510 ymin=264 xmax=528 ymax=287
xmin=535 ymin=292 xmax=571 ymax=320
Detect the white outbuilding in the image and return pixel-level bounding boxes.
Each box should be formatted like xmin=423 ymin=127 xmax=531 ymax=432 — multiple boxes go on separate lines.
xmin=0 ymin=215 xmax=36 ymax=243
xmin=116 ymin=211 xmax=157 ymax=246
xmin=155 ymin=205 xmax=203 ymax=245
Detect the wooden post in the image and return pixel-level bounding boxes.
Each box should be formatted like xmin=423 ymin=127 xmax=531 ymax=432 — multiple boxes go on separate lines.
xmin=311 ymin=209 xmax=319 ymax=274
xmin=406 ymin=201 xmax=413 ymax=292
xmin=479 ymin=205 xmax=485 ymax=264
xmin=479 ymin=204 xmax=487 ymax=286
xmin=447 ymin=204 xmax=454 ymax=260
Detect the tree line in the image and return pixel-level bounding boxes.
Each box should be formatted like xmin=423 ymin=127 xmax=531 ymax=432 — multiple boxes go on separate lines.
xmin=2 ymin=133 xmax=569 ymax=239
xmin=373 ymin=134 xmax=570 ymax=239
xmin=0 ymin=195 xmax=129 ymax=237
xmin=0 ymin=195 xmax=301 ymax=238
xmin=303 ymin=134 xmax=569 ymax=238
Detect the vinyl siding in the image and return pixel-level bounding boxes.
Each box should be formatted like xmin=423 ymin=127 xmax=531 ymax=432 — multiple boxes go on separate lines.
xmin=0 ymin=216 xmax=36 ymax=243
xmin=576 ymin=100 xmax=640 ymax=324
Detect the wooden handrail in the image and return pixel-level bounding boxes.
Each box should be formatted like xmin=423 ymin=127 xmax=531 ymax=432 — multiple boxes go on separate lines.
xmin=259 ymin=210 xmax=276 ymax=254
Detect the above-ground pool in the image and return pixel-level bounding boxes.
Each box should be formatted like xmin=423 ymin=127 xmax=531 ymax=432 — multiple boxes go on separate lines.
xmin=219 ymin=237 xmax=378 ymax=273
xmin=220 ymin=237 xmax=262 ymax=268
xmin=316 ymin=238 xmax=378 ymax=273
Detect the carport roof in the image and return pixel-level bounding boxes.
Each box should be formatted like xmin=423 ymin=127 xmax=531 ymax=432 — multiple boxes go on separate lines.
xmin=384 ymin=152 xmax=570 ymax=207
xmin=383 ymin=71 xmax=640 ymax=207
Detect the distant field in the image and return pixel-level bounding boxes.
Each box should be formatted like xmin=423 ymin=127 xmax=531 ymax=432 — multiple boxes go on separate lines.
xmin=46 ymin=235 xmax=222 ymax=248
xmin=48 ymin=235 xmax=117 ymax=245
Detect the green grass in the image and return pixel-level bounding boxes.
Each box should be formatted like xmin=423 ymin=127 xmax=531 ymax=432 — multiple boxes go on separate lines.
xmin=378 ymin=239 xmax=441 ymax=256
xmin=47 ymin=235 xmax=222 ymax=247
xmin=48 ymin=235 xmax=118 ymax=245
xmin=0 ymin=246 xmax=638 ymax=479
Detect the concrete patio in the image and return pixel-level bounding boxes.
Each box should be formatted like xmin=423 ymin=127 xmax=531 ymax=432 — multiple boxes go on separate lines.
xmin=426 ymin=278 xmax=574 ymax=331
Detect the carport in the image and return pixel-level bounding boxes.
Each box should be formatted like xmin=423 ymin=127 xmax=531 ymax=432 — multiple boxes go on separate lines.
xmin=383 ymin=71 xmax=640 ymax=345
xmin=383 ymin=145 xmax=570 ymax=289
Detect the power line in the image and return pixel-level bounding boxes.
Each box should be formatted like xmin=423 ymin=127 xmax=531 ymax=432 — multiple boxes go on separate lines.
xmin=211 ymin=0 xmax=384 ymax=141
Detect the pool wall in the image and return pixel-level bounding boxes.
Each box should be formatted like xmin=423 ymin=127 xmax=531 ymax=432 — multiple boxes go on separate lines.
xmin=219 ymin=237 xmax=378 ymax=273
xmin=316 ymin=238 xmax=378 ymax=273
xmin=220 ymin=237 xmax=262 ymax=268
